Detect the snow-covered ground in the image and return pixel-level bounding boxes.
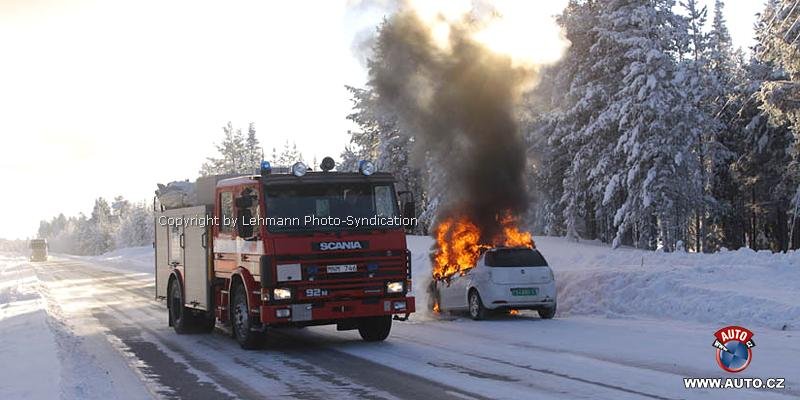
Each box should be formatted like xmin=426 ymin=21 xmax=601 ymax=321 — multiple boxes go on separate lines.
xmin=410 ymin=235 xmax=800 ymax=331
xmin=0 ymin=253 xmax=151 ymax=399
xmin=72 ymin=245 xmax=154 ymax=275
xmin=0 ymin=254 xmax=60 ymax=399
xmin=1 ymin=237 xmax=797 ymax=399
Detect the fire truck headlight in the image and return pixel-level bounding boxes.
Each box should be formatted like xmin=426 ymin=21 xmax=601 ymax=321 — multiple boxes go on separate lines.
xmin=358 ymin=160 xmax=376 ymax=176
xmin=291 ymin=162 xmax=308 ymax=177
xmin=393 ymin=301 xmax=407 ymax=311
xmin=275 ymin=309 xmax=291 ymax=318
xmin=386 ymin=281 xmax=404 ymax=294
xmin=273 ymin=288 xmax=292 ymax=300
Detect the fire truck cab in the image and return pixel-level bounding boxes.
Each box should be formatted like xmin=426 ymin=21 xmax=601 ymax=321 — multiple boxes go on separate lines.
xmin=155 ymin=159 xmax=415 ymax=349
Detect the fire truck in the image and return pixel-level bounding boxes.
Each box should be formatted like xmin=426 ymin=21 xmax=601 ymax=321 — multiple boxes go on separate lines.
xmin=154 ymin=158 xmax=415 ymax=349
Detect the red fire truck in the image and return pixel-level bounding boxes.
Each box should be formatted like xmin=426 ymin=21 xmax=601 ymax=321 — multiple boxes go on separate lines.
xmin=154 ymin=158 xmax=415 ymax=349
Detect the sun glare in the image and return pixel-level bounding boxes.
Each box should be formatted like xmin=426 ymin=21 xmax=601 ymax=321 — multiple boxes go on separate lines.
xmin=406 ymin=0 xmax=569 ymax=67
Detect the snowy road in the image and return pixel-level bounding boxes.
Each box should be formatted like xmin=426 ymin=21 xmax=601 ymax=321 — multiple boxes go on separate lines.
xmin=2 ymin=255 xmax=797 ymax=399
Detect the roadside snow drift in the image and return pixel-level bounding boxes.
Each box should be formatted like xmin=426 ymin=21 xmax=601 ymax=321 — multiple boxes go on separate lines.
xmin=407 ymin=235 xmax=800 ymax=330
xmin=0 ymin=254 xmax=60 ymax=399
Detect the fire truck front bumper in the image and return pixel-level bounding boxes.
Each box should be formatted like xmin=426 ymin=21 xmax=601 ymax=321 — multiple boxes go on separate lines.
xmin=260 ymin=296 xmax=415 ymax=324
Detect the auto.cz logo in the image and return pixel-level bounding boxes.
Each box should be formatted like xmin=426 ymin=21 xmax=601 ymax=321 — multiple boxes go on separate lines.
xmin=712 ymin=325 xmax=755 ymax=373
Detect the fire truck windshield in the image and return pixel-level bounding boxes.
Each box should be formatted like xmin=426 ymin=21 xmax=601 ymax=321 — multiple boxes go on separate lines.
xmin=264 ymin=182 xmax=400 ymax=233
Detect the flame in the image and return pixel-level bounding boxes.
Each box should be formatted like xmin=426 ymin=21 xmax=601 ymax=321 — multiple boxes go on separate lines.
xmin=509 ymin=309 xmax=520 ymax=316
xmin=500 ymin=214 xmax=534 ymax=248
xmin=432 ymin=217 xmax=488 ymax=280
xmin=432 ymin=212 xmax=534 ymax=281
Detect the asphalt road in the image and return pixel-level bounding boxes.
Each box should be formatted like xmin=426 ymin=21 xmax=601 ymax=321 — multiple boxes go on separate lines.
xmin=30 ymin=259 xmax=798 ymax=400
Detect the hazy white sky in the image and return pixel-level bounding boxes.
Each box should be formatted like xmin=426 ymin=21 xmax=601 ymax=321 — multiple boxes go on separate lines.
xmin=0 ymin=0 xmax=766 ymax=239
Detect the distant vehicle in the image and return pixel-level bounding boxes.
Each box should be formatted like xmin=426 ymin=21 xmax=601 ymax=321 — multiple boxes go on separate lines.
xmin=30 ymin=239 xmax=48 ymax=262
xmin=434 ymin=247 xmax=556 ymax=320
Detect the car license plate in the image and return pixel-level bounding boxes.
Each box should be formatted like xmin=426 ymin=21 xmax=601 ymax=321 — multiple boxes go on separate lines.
xmin=327 ymin=264 xmax=357 ymax=273
xmin=511 ymin=288 xmax=537 ymax=296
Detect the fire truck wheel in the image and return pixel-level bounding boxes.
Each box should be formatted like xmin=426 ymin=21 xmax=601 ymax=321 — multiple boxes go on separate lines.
xmin=168 ymin=279 xmax=192 ymax=334
xmin=195 ymin=312 xmax=216 ymax=333
xmin=231 ymin=283 xmax=264 ymax=349
xmin=357 ymin=316 xmax=392 ymax=342
xmin=538 ymin=304 xmax=556 ymax=319
xmin=468 ymin=290 xmax=488 ymax=321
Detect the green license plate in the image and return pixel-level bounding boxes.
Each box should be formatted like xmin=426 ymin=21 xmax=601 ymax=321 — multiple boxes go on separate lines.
xmin=511 ymin=288 xmax=537 ymax=296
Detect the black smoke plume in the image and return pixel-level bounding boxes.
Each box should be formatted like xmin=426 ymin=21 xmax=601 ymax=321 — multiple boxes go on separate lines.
xmin=369 ymin=7 xmax=533 ymax=242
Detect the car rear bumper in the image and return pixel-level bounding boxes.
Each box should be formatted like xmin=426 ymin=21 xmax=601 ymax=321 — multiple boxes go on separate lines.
xmin=481 ymin=282 xmax=556 ymax=310
xmin=260 ymin=296 xmax=415 ymax=324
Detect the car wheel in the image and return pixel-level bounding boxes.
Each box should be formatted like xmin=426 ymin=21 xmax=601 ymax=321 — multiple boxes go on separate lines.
xmin=231 ymin=283 xmax=264 ymax=349
xmin=358 ymin=316 xmax=392 ymax=342
xmin=538 ymin=303 xmax=556 ymax=319
xmin=468 ymin=290 xmax=488 ymax=320
xmin=169 ymin=279 xmax=193 ymax=334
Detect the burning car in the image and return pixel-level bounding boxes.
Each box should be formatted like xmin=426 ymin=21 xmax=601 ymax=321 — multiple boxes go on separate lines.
xmin=433 ymin=247 xmax=557 ymax=320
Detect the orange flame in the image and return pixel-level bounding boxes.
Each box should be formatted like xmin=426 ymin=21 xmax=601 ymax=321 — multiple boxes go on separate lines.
xmin=432 ymin=212 xmax=534 ymax=281
xmin=500 ymin=214 xmax=535 ymax=248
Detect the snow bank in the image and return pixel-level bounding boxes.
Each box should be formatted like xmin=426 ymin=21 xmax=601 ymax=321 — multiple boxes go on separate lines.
xmin=539 ymin=237 xmax=800 ymax=331
xmin=407 ymin=236 xmax=435 ymax=318
xmin=70 ymin=246 xmax=154 ymax=276
xmin=408 ymin=235 xmax=800 ymax=330
xmin=0 ymin=255 xmax=61 ymax=398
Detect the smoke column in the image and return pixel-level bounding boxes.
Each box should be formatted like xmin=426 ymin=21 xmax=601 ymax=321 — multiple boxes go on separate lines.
xmin=369 ymin=5 xmax=535 ymax=242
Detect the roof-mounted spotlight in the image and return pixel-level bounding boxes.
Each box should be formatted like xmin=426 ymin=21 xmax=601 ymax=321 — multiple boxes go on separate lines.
xmin=291 ymin=161 xmax=308 ymax=177
xmin=358 ymin=160 xmax=376 ymax=176
xmin=320 ymin=156 xmax=335 ymax=172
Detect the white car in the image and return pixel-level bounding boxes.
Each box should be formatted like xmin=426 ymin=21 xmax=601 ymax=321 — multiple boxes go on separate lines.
xmin=434 ymin=247 xmax=557 ymax=320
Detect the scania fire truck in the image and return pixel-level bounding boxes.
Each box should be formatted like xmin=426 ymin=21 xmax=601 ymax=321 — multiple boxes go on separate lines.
xmin=154 ymin=158 xmax=416 ymax=349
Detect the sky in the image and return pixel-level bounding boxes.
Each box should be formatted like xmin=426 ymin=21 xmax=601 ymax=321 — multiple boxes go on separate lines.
xmin=0 ymin=0 xmax=766 ymax=239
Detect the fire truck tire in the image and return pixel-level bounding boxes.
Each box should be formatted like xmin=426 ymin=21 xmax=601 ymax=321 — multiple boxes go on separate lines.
xmin=195 ymin=312 xmax=216 ymax=333
xmin=168 ymin=279 xmax=193 ymax=334
xmin=468 ymin=290 xmax=488 ymax=320
xmin=357 ymin=316 xmax=392 ymax=342
xmin=231 ymin=283 xmax=264 ymax=349
xmin=538 ymin=304 xmax=556 ymax=319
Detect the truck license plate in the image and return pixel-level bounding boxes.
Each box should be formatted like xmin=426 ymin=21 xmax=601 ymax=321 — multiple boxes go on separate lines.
xmin=511 ymin=288 xmax=537 ymax=296
xmin=327 ymin=264 xmax=357 ymax=273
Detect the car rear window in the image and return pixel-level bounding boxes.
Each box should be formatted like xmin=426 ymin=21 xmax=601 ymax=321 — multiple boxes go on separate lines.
xmin=485 ymin=249 xmax=548 ymax=267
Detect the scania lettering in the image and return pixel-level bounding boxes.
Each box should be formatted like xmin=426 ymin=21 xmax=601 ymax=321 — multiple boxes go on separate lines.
xmin=318 ymin=241 xmax=364 ymax=251
xmin=154 ymin=158 xmax=416 ymax=349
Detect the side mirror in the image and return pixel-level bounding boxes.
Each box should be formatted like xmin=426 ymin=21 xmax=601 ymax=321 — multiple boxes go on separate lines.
xmin=237 ymin=209 xmax=254 ymax=238
xmin=235 ymin=196 xmax=253 ymax=208
xmin=402 ymin=200 xmax=416 ymax=219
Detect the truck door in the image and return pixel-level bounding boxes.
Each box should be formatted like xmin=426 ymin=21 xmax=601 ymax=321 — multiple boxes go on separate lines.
xmin=155 ymin=213 xmax=170 ymax=299
xmin=183 ymin=205 xmax=212 ymax=310
xmin=156 ymin=209 xmax=186 ymax=299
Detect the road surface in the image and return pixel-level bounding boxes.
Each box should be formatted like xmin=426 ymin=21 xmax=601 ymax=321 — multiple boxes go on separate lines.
xmin=8 ymin=257 xmax=798 ymax=400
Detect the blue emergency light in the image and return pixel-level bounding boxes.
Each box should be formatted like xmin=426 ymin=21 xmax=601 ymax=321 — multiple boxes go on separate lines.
xmin=260 ymin=161 xmax=272 ymax=174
